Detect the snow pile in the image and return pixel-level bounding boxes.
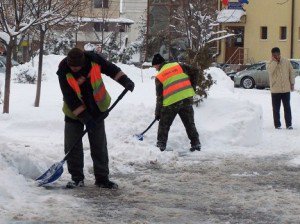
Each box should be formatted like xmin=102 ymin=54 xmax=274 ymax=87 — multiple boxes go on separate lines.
xmin=202 ymin=67 xmax=263 ymax=147
xmin=294 ymin=76 xmax=300 ymax=91
xmin=206 ymin=67 xmax=234 ymax=97
xmin=289 ymin=156 xmax=300 ymax=167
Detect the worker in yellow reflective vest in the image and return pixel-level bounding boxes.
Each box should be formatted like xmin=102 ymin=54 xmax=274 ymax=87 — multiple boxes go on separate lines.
xmin=152 ymin=54 xmax=201 ymax=152
xmin=57 ymin=48 xmax=134 ymax=189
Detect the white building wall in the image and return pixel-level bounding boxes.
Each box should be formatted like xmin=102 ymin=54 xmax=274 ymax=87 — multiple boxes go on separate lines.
xmin=120 ymin=0 xmax=147 ymax=43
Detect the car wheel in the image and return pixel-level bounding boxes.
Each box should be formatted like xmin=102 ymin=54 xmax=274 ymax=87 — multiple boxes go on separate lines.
xmin=241 ymin=77 xmax=255 ymax=89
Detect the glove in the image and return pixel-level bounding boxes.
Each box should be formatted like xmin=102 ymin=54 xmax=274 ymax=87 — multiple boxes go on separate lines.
xmin=155 ymin=114 xmax=160 ymax=121
xmin=119 ymin=75 xmax=135 ymax=92
xmin=77 ymin=110 xmax=97 ymax=132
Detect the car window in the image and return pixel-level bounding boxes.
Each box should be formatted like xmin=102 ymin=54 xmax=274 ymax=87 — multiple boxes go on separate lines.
xmin=290 ymin=61 xmax=299 ymax=70
xmin=246 ymin=63 xmax=265 ymax=70
xmin=261 ymin=64 xmax=266 ymax=70
xmin=0 ymin=56 xmax=19 ymax=66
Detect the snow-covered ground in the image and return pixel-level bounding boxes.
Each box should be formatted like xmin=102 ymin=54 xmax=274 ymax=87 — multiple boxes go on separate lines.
xmin=0 ymin=56 xmax=299 ymax=223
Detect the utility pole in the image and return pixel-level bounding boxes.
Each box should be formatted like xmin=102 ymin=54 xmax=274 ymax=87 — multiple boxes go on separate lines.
xmin=290 ymin=0 xmax=295 ymax=59
xmin=145 ymin=0 xmax=150 ymax=62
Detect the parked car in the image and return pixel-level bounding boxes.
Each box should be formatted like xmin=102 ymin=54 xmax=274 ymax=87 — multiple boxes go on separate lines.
xmin=0 ymin=56 xmax=19 ymax=73
xmin=227 ymin=71 xmax=237 ymax=81
xmin=234 ymin=60 xmax=300 ymax=89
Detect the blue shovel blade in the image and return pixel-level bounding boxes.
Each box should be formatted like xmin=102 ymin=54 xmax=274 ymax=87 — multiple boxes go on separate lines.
xmin=36 ymin=161 xmax=65 ymax=186
xmin=134 ymin=134 xmax=144 ymax=141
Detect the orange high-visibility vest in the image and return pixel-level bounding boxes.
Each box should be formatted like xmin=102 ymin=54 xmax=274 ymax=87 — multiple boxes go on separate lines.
xmin=156 ymin=62 xmax=195 ymax=106
xmin=63 ymin=62 xmax=111 ymax=119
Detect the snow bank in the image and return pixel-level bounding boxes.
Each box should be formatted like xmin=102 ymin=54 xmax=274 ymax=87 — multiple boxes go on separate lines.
xmin=288 ymin=156 xmax=300 ymax=167
xmin=206 ymin=67 xmax=234 ymax=97
xmin=202 ymin=67 xmax=263 ymax=147
xmin=294 ymin=76 xmax=300 ymax=91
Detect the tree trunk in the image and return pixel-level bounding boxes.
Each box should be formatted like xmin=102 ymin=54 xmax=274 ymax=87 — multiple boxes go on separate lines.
xmin=34 ymin=29 xmax=45 ymax=107
xmin=12 ymin=38 xmax=18 ymax=61
xmin=3 ymin=41 xmax=13 ymax=113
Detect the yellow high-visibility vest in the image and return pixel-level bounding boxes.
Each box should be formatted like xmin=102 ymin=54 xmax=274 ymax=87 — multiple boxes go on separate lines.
xmin=63 ymin=62 xmax=111 ymax=119
xmin=156 ymin=62 xmax=195 ymax=106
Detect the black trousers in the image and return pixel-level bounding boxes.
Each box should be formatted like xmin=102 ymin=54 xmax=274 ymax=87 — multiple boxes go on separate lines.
xmin=157 ymin=101 xmax=200 ymax=147
xmin=271 ymin=92 xmax=292 ymax=128
xmin=64 ymin=119 xmax=109 ymax=182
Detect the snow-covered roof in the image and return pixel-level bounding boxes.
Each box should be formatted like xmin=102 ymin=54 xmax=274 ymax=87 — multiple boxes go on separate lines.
xmin=217 ymin=9 xmax=246 ymax=23
xmin=75 ymin=17 xmax=134 ymax=24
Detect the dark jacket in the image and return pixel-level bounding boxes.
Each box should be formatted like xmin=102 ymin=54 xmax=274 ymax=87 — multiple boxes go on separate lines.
xmin=155 ymin=62 xmax=198 ymax=116
xmin=57 ymin=51 xmax=126 ymax=122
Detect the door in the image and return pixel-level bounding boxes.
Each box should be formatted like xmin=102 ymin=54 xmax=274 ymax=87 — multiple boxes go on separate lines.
xmin=225 ymin=26 xmax=245 ymax=64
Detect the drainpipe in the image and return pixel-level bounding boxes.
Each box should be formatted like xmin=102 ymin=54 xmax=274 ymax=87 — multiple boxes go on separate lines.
xmin=216 ymin=0 xmax=222 ymax=58
xmin=291 ymin=0 xmax=295 ymax=58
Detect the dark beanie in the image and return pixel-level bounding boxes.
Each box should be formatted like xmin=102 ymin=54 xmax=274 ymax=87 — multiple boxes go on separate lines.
xmin=67 ymin=48 xmax=85 ymax=67
xmin=152 ymin=53 xmax=165 ymax=66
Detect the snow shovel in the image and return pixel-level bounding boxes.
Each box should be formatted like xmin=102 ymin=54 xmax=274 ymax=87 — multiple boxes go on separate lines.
xmin=135 ymin=118 xmax=157 ymax=141
xmin=36 ymin=89 xmax=129 ymax=186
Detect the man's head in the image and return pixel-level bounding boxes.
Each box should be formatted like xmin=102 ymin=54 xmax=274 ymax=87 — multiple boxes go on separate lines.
xmin=152 ymin=53 xmax=165 ymax=71
xmin=67 ymin=48 xmax=85 ymax=72
xmin=271 ymin=47 xmax=281 ymax=61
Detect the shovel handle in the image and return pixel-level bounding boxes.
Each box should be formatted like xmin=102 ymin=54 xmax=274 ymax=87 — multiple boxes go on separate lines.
xmin=63 ymin=89 xmax=129 ymax=161
xmin=107 ymin=89 xmax=129 ymax=113
xmin=140 ymin=118 xmax=157 ymax=135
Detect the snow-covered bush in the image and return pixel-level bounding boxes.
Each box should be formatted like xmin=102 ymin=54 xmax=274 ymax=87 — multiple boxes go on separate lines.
xmin=0 ymin=81 xmax=2 ymax=104
xmin=13 ymin=65 xmax=37 ymax=84
xmin=45 ymin=30 xmax=75 ymax=55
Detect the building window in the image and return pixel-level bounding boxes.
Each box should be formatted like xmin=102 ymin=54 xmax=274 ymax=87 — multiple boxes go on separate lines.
xmin=94 ymin=0 xmax=109 ymax=8
xmin=93 ymin=22 xmax=109 ymax=32
xmin=117 ymin=23 xmax=130 ymax=32
xmin=260 ymin=26 xmax=268 ymax=40
xmin=280 ymin=26 xmax=287 ymax=40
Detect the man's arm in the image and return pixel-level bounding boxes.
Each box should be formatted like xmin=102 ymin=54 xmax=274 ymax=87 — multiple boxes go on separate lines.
xmin=85 ymin=51 xmax=134 ymax=91
xmin=180 ymin=63 xmax=199 ymax=91
xmin=288 ymin=60 xmax=295 ymax=91
xmin=155 ymin=78 xmax=163 ymax=119
xmin=57 ymin=61 xmax=86 ymax=116
xmin=267 ymin=60 xmax=279 ymax=76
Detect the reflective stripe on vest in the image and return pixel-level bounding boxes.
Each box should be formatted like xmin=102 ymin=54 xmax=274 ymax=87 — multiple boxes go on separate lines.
xmin=62 ymin=62 xmax=111 ymax=119
xmin=156 ymin=62 xmax=195 ymax=106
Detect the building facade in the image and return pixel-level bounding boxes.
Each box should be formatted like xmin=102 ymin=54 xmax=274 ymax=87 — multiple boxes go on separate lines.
xmin=217 ymin=0 xmax=300 ymax=64
xmin=120 ymin=0 xmax=147 ymax=44
xmin=75 ymin=0 xmax=134 ymax=49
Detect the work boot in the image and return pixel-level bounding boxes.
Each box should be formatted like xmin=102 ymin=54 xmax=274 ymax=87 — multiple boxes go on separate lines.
xmin=156 ymin=142 xmax=166 ymax=151
xmin=66 ymin=180 xmax=84 ymax=189
xmin=95 ymin=178 xmax=118 ymax=189
xmin=190 ymin=143 xmax=201 ymax=152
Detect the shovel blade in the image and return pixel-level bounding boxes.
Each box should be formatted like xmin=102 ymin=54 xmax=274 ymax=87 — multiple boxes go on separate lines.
xmin=36 ymin=161 xmax=65 ymax=186
xmin=134 ymin=134 xmax=144 ymax=141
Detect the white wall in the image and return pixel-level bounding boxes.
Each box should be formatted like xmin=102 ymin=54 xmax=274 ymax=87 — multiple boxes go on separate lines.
xmin=121 ymin=0 xmax=147 ymax=43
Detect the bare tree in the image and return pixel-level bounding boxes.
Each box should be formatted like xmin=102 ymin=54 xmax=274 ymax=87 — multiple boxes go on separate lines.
xmin=0 ymin=0 xmax=53 ymax=113
xmin=171 ymin=0 xmax=234 ymax=104
xmin=87 ymin=0 xmax=123 ymax=50
xmin=172 ymin=0 xmax=233 ymax=66
xmin=27 ymin=0 xmax=82 ymax=107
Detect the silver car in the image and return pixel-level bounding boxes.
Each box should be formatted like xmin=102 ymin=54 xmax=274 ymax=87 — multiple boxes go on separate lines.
xmin=0 ymin=56 xmax=19 ymax=73
xmin=234 ymin=60 xmax=300 ymax=89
